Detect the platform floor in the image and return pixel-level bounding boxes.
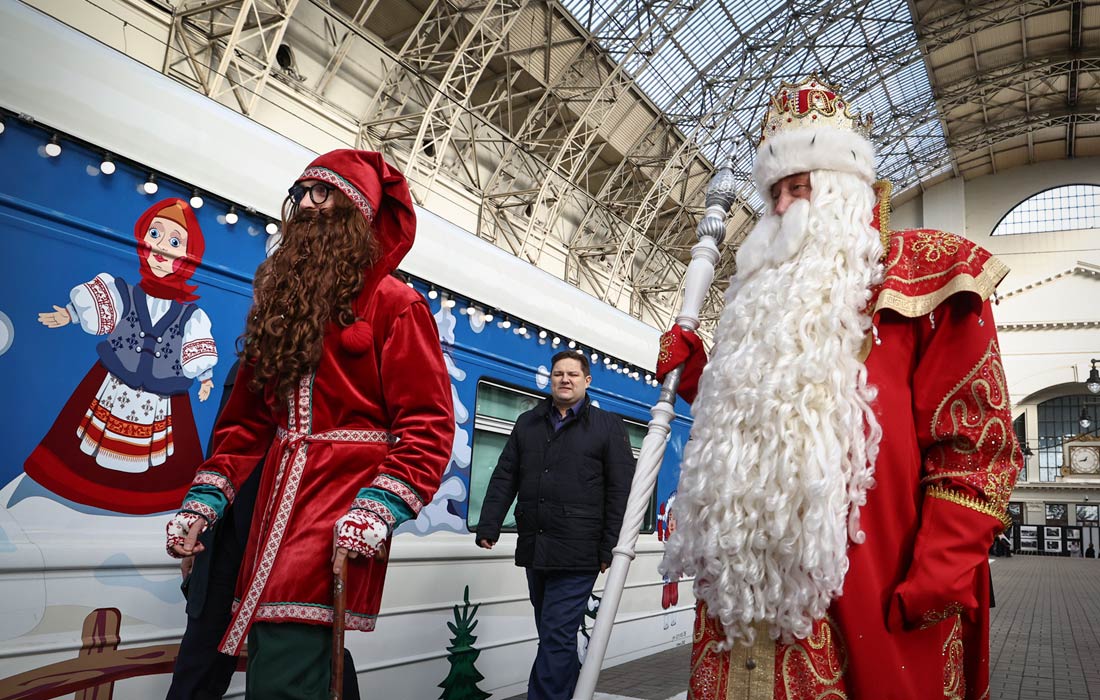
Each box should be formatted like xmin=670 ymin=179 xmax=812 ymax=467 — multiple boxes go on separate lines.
xmin=502 ymin=555 xmax=1100 ymax=700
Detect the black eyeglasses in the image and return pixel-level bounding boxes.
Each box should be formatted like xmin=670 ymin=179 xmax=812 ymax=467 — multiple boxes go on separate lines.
xmin=288 ymin=182 xmax=335 ymax=205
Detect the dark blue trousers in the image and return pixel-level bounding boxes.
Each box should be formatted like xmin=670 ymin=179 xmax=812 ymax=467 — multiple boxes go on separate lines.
xmin=525 ymin=568 xmax=598 ymax=700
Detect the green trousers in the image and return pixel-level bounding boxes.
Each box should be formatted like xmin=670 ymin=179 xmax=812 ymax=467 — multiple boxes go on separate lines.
xmin=246 ymin=622 xmax=332 ymax=699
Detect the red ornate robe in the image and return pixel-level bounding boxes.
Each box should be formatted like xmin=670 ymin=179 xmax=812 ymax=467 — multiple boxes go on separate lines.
xmin=690 ymin=228 xmax=1021 ymax=700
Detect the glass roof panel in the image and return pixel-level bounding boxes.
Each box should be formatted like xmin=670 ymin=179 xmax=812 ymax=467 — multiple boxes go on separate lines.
xmin=560 ymin=0 xmax=947 ymax=208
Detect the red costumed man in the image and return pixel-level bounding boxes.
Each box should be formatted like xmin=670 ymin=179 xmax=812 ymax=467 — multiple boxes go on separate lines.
xmin=657 ymin=77 xmax=1021 ymax=699
xmin=166 ymin=150 xmax=454 ymax=698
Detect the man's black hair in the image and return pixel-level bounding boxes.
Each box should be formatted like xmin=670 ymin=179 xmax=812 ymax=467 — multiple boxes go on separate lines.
xmin=551 ymin=349 xmax=591 ymax=376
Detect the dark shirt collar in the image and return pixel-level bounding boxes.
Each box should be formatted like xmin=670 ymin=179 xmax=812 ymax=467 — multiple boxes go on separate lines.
xmin=549 ymin=395 xmax=587 ymax=430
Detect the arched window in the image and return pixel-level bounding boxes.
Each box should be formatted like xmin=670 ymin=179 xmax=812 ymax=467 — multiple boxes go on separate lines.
xmin=1037 ymin=395 xmax=1095 ymax=482
xmin=991 ymin=184 xmax=1100 ymax=236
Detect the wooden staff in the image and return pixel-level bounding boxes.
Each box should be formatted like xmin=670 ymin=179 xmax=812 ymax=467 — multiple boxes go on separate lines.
xmin=330 ymin=565 xmax=348 ymax=700
xmin=572 ymin=165 xmax=738 ymax=700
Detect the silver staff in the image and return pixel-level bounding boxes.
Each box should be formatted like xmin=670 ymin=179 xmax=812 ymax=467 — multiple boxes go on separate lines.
xmin=572 ymin=164 xmax=738 ymax=699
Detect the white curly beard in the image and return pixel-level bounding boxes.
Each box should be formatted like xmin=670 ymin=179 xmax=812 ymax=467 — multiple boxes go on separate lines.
xmin=659 ymin=171 xmax=884 ymax=648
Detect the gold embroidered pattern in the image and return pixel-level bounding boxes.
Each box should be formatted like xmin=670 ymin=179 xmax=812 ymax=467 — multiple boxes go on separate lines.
xmin=689 ymin=603 xmax=776 ymax=700
xmin=924 ymin=337 xmax=1021 ymax=530
xmin=920 ymin=602 xmax=963 ymax=630
xmin=779 ymin=615 xmax=848 ymax=699
xmin=873 ymin=179 xmax=892 ymax=254
xmin=871 ymin=230 xmax=1010 ymax=319
xmin=659 ymin=332 xmax=676 ymax=365
xmin=941 ymin=615 xmax=965 ymax=699
xmin=912 ymin=231 xmax=961 ymax=263
xmin=874 ymin=257 xmax=1008 ymax=318
xmin=927 ymin=487 xmax=1014 ymax=530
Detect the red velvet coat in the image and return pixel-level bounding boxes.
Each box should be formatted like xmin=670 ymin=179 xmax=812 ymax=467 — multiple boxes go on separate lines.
xmin=182 ymin=221 xmax=454 ymax=655
xmin=690 ymin=229 xmax=1021 ymax=700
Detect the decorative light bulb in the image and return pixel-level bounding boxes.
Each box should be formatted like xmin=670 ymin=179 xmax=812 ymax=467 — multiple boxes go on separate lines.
xmin=225 ymin=206 xmax=239 ymax=225
xmin=265 ymin=221 xmax=279 ymax=235
xmin=45 ymin=135 xmax=61 ymax=157
xmin=99 ymin=155 xmax=116 ymax=175
xmin=143 ymin=174 xmax=159 ymax=194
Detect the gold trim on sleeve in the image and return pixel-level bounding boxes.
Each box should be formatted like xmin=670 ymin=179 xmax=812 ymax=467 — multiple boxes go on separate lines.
xmin=926 ymin=485 xmax=1013 ymax=530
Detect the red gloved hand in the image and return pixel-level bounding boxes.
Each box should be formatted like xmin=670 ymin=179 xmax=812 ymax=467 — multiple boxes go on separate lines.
xmin=655 ymin=326 xmax=706 ymax=404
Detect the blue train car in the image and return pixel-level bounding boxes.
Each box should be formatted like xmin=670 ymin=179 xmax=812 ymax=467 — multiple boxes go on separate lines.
xmin=0 ymin=4 xmax=694 ymax=697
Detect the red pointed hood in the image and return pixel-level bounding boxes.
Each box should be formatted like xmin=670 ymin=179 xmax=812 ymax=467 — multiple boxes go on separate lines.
xmin=295 ymin=149 xmax=416 ymax=280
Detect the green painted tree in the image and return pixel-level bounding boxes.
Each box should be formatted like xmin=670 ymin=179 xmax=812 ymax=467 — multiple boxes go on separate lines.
xmin=439 ymin=586 xmax=491 ymax=700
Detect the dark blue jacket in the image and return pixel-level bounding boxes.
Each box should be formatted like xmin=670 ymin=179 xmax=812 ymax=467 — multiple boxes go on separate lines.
xmin=476 ymin=397 xmax=635 ymax=571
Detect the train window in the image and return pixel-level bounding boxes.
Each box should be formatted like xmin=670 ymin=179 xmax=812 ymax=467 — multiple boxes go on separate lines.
xmin=467 ymin=381 xmax=544 ymax=531
xmin=621 ymin=420 xmax=658 ymax=534
xmin=475 ymin=381 xmax=542 ymax=422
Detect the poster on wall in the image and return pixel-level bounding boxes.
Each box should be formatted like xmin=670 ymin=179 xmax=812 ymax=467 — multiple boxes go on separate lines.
xmin=1044 ymin=539 xmax=1062 ymax=553
xmin=1019 ymin=525 xmax=1038 ymax=552
xmin=1044 ymin=526 xmax=1062 ymax=540
xmin=1066 ymin=527 xmax=1081 ymax=541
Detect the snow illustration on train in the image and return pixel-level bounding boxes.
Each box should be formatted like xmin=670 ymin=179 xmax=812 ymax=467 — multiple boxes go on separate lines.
xmin=0 ymin=10 xmax=695 ymax=697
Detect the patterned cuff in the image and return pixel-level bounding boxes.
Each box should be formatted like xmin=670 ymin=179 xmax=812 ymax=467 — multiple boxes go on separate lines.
xmin=334 ymin=509 xmax=389 ymax=559
xmin=192 ymin=471 xmax=237 ymax=503
xmin=354 ymin=475 xmax=423 ymax=530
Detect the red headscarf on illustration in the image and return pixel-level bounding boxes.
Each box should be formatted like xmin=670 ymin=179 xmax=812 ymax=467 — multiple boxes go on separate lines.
xmin=133 ymin=198 xmax=205 ymax=303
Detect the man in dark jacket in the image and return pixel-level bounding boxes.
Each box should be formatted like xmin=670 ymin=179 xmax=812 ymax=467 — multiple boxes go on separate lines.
xmin=476 ymin=350 xmax=635 ymax=700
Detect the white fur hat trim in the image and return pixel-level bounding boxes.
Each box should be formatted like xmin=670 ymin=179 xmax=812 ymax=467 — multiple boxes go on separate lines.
xmin=752 ymin=126 xmax=876 ymax=204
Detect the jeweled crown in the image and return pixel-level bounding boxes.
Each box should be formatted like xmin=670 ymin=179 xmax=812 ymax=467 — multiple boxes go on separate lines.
xmin=758 ymin=76 xmax=873 ymax=146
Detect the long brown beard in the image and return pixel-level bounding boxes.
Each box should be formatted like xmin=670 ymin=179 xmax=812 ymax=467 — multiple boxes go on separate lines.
xmin=241 ymin=199 xmax=381 ymax=399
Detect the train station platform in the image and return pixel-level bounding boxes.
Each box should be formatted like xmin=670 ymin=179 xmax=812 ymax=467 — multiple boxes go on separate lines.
xmin=503 ymin=556 xmax=1100 ymax=700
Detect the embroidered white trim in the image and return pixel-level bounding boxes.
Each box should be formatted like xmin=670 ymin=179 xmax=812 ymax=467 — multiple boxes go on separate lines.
xmin=181 ymin=500 xmax=218 ymax=525
xmin=221 ymin=375 xmax=314 ymax=655
xmin=247 ymin=602 xmax=377 ymax=632
xmin=192 ymin=471 xmax=237 ymax=502
xmin=372 ymin=474 xmax=425 ymax=515
xmin=352 ymin=498 xmax=397 ymax=528
xmin=85 ymin=276 xmax=117 ymax=335
xmin=299 ymin=167 xmax=375 ymax=223
xmin=275 ymin=426 xmax=394 ymax=446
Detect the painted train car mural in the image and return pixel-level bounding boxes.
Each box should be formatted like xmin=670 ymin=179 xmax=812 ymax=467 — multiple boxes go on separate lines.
xmin=0 ymin=5 xmax=694 ymax=698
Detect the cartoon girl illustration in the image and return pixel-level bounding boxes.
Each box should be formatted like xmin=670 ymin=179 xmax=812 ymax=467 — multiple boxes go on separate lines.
xmin=658 ymin=492 xmax=680 ymax=609
xmin=24 ymin=198 xmax=217 ymax=514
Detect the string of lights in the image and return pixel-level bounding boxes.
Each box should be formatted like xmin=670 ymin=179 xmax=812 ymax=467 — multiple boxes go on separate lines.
xmin=1 ymin=108 xmax=661 ymax=387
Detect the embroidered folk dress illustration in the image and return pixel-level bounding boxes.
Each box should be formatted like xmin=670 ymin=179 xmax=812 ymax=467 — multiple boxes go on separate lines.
xmin=24 ymin=199 xmax=217 ymax=514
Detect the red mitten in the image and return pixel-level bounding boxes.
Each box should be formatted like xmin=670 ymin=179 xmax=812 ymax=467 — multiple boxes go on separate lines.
xmin=655 ymin=326 xmax=706 ymax=404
